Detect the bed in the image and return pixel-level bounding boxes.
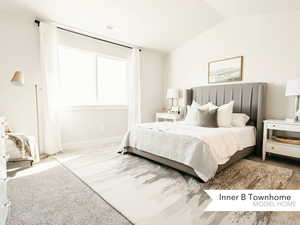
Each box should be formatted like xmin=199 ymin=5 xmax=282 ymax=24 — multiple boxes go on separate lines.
xmin=121 ymin=82 xmax=267 ymax=181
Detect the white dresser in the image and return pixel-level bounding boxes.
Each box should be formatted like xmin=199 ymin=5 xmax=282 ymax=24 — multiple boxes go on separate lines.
xmin=0 ymin=117 xmax=9 ymax=225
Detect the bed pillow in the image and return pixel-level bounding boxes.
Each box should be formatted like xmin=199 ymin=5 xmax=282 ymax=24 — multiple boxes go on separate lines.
xmin=184 ymin=102 xmax=216 ymax=125
xmin=231 ymin=113 xmax=250 ymax=127
xmin=191 ymin=101 xmax=217 ymax=111
xmin=198 ymin=108 xmax=218 ymax=127
xmin=183 ymin=107 xmax=200 ymax=125
xmin=211 ymin=101 xmax=234 ymax=127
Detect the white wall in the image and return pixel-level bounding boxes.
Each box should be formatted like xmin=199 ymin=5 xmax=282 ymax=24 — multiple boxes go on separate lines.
xmin=166 ymin=11 xmax=300 ymax=119
xmin=141 ymin=50 xmax=166 ymax=122
xmin=0 ymin=13 xmax=40 ymax=137
xmin=61 ymin=106 xmax=128 ymax=147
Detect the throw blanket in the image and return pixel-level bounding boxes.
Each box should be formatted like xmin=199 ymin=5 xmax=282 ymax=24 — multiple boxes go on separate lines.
xmin=121 ymin=122 xmax=245 ymax=182
xmin=7 ymin=133 xmax=40 ymax=163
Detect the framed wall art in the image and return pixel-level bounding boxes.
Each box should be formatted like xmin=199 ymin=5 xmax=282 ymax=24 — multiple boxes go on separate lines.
xmin=208 ymin=56 xmax=243 ymax=83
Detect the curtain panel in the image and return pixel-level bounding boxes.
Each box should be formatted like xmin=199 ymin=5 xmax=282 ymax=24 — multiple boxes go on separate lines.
xmin=127 ymin=49 xmax=142 ymax=129
xmin=39 ymin=22 xmax=62 ymax=154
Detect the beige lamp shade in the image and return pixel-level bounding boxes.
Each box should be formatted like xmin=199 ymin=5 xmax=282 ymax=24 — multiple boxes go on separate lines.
xmin=286 ymin=80 xmax=300 ymax=96
xmin=166 ymin=88 xmax=179 ymax=99
xmin=11 ymin=71 xmax=24 ymax=86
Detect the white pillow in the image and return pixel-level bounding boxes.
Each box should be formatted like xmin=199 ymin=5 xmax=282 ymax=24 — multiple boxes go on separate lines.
xmin=183 ymin=106 xmax=200 ymax=126
xmin=211 ymin=101 xmax=234 ymax=127
xmin=191 ymin=101 xmax=217 ymax=111
xmin=231 ymin=113 xmax=250 ymax=127
xmin=184 ymin=101 xmax=217 ymax=125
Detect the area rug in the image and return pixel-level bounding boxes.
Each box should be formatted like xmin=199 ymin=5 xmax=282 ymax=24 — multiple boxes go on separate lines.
xmin=56 ymin=146 xmax=294 ymax=225
xmin=7 ymin=158 xmax=132 ymax=225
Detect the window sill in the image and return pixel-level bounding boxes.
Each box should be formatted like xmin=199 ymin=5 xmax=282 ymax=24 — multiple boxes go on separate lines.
xmin=62 ymin=105 xmax=128 ymax=111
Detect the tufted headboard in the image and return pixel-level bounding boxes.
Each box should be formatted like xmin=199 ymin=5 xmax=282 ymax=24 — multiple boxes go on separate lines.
xmin=186 ymin=82 xmax=267 ymax=155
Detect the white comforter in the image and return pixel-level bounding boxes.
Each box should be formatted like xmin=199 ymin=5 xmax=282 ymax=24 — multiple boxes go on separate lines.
xmin=121 ymin=122 xmax=255 ymax=181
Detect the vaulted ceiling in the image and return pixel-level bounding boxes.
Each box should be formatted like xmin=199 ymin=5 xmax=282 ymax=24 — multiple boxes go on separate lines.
xmin=1 ymin=0 xmax=300 ymax=52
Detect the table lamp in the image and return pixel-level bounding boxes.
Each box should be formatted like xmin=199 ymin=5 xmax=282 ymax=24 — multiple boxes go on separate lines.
xmin=166 ymin=89 xmax=179 ymax=112
xmin=285 ymin=80 xmax=300 ymax=121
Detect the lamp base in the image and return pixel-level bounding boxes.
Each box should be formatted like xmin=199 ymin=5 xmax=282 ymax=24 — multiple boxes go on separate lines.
xmin=287 ymin=96 xmax=300 ymax=122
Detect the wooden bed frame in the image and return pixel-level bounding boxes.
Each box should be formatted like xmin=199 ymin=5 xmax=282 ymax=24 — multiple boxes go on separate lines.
xmin=126 ymin=82 xmax=267 ymax=179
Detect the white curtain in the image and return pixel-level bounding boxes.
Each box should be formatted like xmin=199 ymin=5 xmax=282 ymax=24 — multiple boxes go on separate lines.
xmin=39 ymin=22 xmax=62 ymax=154
xmin=128 ymin=48 xmax=142 ymax=129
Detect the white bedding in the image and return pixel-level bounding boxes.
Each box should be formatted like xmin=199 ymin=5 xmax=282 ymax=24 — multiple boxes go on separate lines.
xmin=230 ymin=126 xmax=256 ymax=149
xmin=121 ymin=122 xmax=256 ymax=181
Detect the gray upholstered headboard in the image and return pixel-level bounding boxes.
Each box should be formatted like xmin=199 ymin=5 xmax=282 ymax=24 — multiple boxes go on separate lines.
xmin=187 ymin=82 xmax=267 ymax=155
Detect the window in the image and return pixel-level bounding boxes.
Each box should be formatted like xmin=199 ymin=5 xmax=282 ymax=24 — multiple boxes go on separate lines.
xmin=58 ymin=46 xmax=128 ymax=106
xmin=97 ymin=57 xmax=128 ymax=105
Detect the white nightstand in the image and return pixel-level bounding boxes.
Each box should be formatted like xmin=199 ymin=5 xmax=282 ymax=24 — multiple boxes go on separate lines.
xmin=156 ymin=112 xmax=180 ymax=122
xmin=263 ymin=120 xmax=300 ymax=161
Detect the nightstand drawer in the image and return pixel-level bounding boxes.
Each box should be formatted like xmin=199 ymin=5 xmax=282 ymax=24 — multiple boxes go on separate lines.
xmin=156 ymin=112 xmax=180 ymax=122
xmin=0 ymin=178 xmax=8 ymax=205
xmin=266 ymin=123 xmax=300 ymax=132
xmin=0 ymin=171 xmax=6 ymax=179
xmin=0 ymin=139 xmax=5 ymax=156
xmin=0 ymin=201 xmax=9 ymax=225
xmin=266 ymin=141 xmax=300 ymax=158
xmin=0 ymin=155 xmax=8 ymax=176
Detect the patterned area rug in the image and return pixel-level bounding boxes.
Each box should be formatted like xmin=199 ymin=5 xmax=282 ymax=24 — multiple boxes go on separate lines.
xmin=56 ymin=146 xmax=295 ymax=225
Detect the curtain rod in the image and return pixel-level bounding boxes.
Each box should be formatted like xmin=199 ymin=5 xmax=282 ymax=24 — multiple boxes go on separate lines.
xmin=34 ymin=20 xmax=141 ymax=51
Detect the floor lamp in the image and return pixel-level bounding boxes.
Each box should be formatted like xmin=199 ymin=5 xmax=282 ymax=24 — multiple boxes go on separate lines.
xmin=11 ymin=71 xmax=41 ymax=152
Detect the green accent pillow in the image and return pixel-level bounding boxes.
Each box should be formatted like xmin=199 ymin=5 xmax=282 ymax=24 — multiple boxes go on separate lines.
xmin=198 ymin=108 xmax=218 ymax=127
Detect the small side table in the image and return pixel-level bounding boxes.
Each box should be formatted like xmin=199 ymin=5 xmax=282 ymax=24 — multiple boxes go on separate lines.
xmin=262 ymin=120 xmax=300 ymax=161
xmin=156 ymin=112 xmax=180 ymax=122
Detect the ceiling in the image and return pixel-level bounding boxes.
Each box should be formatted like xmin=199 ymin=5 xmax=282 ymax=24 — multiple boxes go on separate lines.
xmin=1 ymin=0 xmax=300 ymax=52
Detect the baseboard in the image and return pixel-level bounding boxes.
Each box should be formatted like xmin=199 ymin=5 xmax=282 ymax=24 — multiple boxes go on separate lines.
xmin=62 ymin=136 xmax=122 ymax=150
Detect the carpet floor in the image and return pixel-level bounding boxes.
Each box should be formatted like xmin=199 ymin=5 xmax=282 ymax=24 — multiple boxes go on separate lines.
xmin=7 ymin=158 xmax=132 ymax=225
xmin=55 ymin=145 xmax=300 ymax=225
xmin=7 ymin=144 xmax=300 ymax=225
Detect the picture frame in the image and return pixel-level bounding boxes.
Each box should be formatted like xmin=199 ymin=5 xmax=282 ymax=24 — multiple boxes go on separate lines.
xmin=208 ymin=56 xmax=243 ymax=84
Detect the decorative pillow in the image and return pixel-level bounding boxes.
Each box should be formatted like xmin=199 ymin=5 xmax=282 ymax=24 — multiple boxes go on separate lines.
xmin=198 ymin=108 xmax=218 ymax=127
xmin=191 ymin=101 xmax=217 ymax=111
xmin=184 ymin=101 xmax=217 ymax=125
xmin=211 ymin=101 xmax=234 ymax=127
xmin=231 ymin=113 xmax=250 ymax=127
xmin=191 ymin=100 xmax=201 ymax=108
xmin=184 ymin=107 xmax=200 ymax=125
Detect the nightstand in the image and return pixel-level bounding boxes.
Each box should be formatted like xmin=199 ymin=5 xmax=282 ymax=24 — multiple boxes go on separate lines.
xmin=263 ymin=120 xmax=300 ymax=161
xmin=155 ymin=112 xmax=180 ymax=122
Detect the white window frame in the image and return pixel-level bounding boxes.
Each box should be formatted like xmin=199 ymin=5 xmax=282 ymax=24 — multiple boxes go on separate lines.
xmin=59 ymin=46 xmax=128 ymax=111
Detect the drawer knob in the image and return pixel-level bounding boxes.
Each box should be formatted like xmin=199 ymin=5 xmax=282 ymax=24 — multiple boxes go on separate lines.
xmin=1 ymin=154 xmax=9 ymax=161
